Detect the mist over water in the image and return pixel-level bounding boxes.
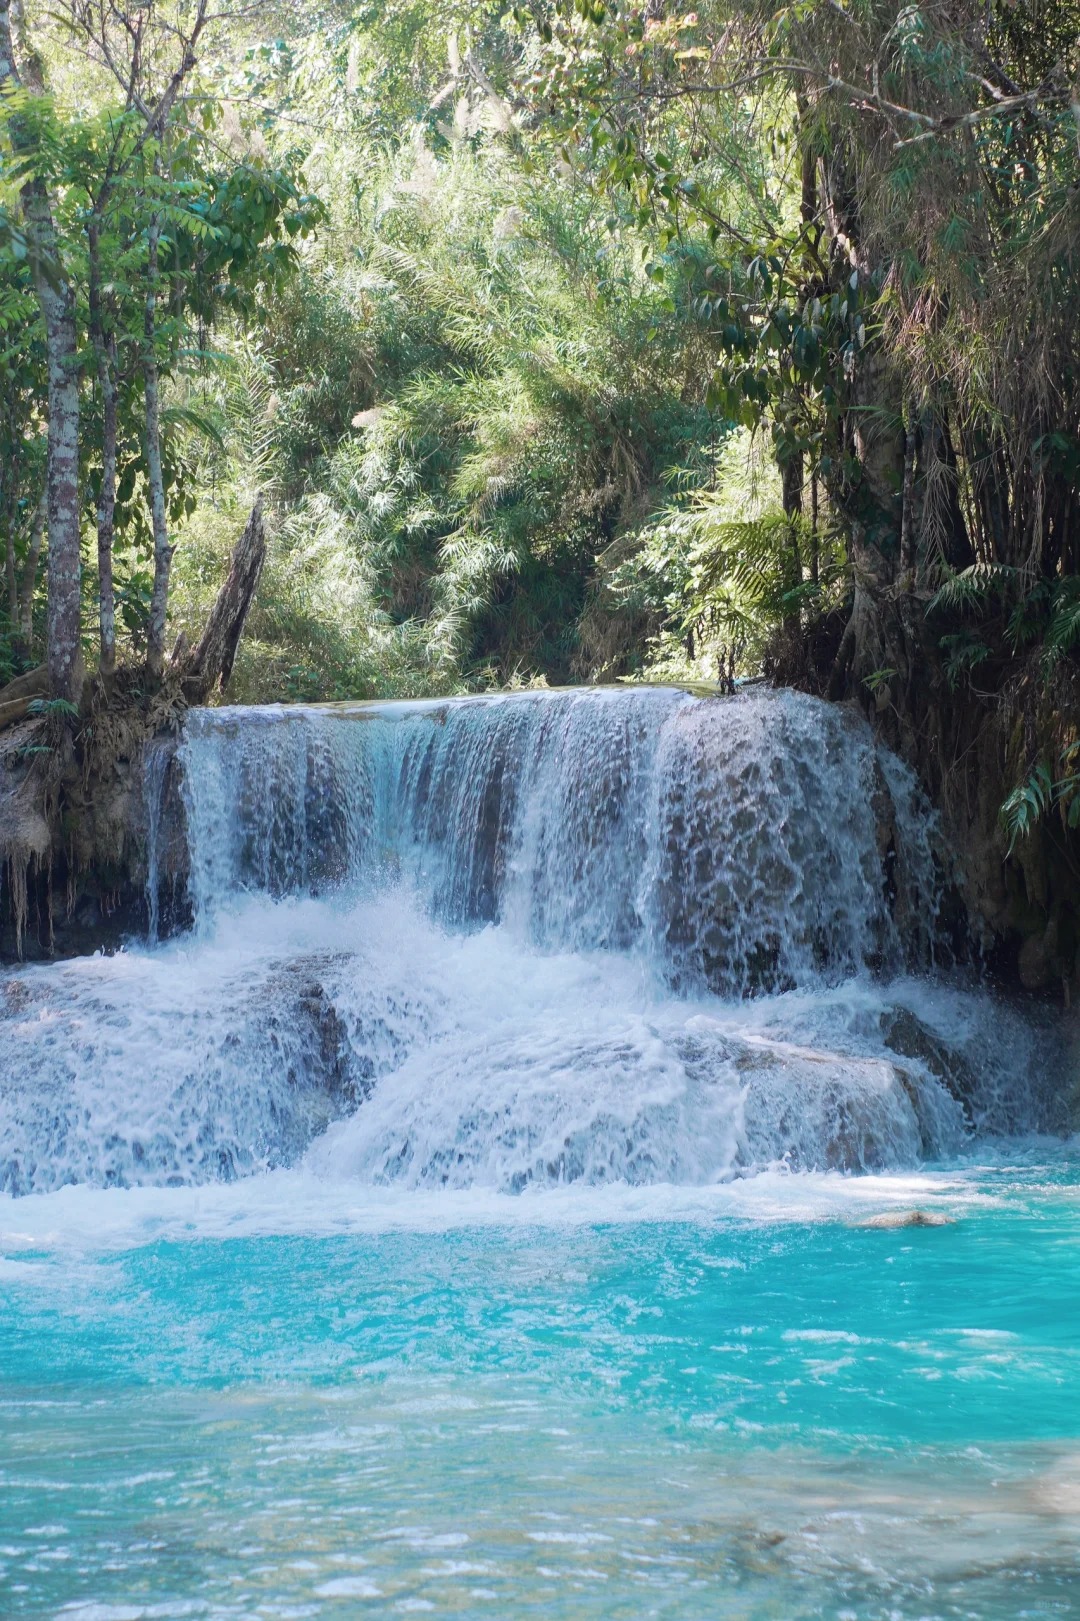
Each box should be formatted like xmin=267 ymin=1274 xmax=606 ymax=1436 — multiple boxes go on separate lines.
xmin=0 ymin=686 xmax=1062 ymax=1195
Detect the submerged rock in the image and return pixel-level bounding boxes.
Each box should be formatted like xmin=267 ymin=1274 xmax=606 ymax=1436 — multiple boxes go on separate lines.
xmin=854 ymin=1209 xmax=955 ymax=1229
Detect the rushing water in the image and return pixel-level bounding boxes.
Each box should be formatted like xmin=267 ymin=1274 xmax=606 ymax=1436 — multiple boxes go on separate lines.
xmin=1 ymin=685 xmax=1077 ymax=1618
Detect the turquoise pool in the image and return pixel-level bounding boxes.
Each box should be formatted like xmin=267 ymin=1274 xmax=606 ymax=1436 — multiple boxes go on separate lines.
xmin=3 ymin=689 xmax=1078 ymax=1617
xmin=3 ymin=1161 xmax=1079 ymax=1619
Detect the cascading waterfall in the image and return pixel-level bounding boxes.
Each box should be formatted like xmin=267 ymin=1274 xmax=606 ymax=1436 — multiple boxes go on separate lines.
xmin=142 ymin=737 xmax=173 ymax=946
xmin=180 ymin=687 xmax=938 ymax=983
xmin=0 ymin=686 xmax=1061 ymax=1195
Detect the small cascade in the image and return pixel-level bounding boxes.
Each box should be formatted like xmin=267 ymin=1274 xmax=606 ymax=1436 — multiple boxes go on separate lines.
xmin=0 ymin=686 xmax=1065 ymax=1195
xmin=143 ymin=738 xmax=173 ymax=945
xmin=179 ymin=687 xmax=941 ymax=992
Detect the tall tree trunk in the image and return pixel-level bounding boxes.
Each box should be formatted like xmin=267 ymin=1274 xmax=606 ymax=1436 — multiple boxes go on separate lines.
xmin=88 ymin=219 xmax=117 ymax=677
xmin=1 ymin=420 xmax=18 ymax=636
xmin=4 ymin=468 xmax=16 ymax=638
xmin=925 ymin=420 xmax=974 ymax=570
xmin=0 ymin=0 xmax=84 ymax=705
xmin=36 ymin=238 xmax=83 ymax=703
xmin=899 ymin=413 xmax=917 ymax=575
xmin=96 ymin=330 xmax=118 ymax=677
xmin=809 ymin=475 xmax=819 ymax=587
xmin=143 ymin=220 xmax=173 ymax=685
xmin=780 ymin=451 xmax=804 ymax=635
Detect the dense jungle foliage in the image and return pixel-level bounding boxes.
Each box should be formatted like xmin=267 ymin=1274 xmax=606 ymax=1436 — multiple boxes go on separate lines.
xmin=2 ymin=0 xmax=1079 ymax=868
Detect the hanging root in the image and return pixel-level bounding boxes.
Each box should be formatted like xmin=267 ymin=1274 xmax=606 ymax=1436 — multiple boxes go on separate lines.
xmin=9 ymin=853 xmax=28 ymax=958
xmin=0 ymin=715 xmax=59 ymax=959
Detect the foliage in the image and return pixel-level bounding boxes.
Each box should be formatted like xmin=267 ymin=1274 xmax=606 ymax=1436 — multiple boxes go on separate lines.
xmin=1001 ymin=744 xmax=1080 ymax=852
xmin=2 ymin=0 xmax=1079 ymax=867
xmin=507 ymin=0 xmax=1080 ymax=815
xmin=169 ymin=128 xmax=740 ymax=690
xmin=0 ymin=1 xmax=320 ymax=677
xmin=102 ymin=0 xmax=836 ymax=696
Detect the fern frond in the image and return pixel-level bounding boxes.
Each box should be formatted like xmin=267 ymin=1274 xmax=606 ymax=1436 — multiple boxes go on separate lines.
xmin=928 ymin=562 xmax=1017 ymax=616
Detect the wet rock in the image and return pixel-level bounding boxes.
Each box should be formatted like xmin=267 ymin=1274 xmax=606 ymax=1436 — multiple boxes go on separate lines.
xmin=735 ymin=1042 xmax=927 ymax=1172
xmin=880 ymin=1005 xmax=979 ymax=1120
xmin=1018 ymin=929 xmax=1056 ymax=993
xmin=855 ymin=1209 xmax=955 ymax=1228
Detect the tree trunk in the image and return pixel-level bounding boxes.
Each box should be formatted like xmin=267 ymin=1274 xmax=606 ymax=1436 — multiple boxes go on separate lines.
xmin=143 ymin=221 xmax=173 ymax=685
xmin=0 ymin=0 xmax=84 ymax=706
xmin=97 ymin=331 xmax=118 ymax=677
xmin=36 ymin=244 xmax=83 ymax=704
xmin=88 ymin=218 xmax=117 ymax=678
xmin=175 ymin=500 xmax=266 ymax=701
xmin=1 ymin=428 xmax=20 ymax=639
xmin=821 ymin=334 xmax=909 ymax=693
xmin=4 ymin=467 xmax=15 ymax=637
xmin=809 ymin=475 xmax=819 ymax=586
xmin=780 ymin=451 xmax=804 ymax=635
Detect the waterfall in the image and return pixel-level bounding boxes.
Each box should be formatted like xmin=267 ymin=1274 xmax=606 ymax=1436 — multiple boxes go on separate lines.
xmin=143 ymin=738 xmax=173 ymax=945
xmin=179 ymin=687 xmax=940 ymax=991
xmin=0 ymin=687 xmax=1062 ymax=1195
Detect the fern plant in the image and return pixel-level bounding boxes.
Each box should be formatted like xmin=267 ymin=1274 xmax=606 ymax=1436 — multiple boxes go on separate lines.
xmin=1001 ymin=743 xmax=1080 ymax=852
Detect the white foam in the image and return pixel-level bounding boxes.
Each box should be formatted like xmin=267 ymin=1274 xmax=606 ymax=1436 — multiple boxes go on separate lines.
xmin=0 ymin=688 xmax=1064 ymax=1199
xmin=0 ymin=1161 xmax=1008 ymax=1267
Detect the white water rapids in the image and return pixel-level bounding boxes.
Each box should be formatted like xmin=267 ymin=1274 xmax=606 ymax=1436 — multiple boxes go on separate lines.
xmin=0 ymin=686 xmax=1062 ymax=1194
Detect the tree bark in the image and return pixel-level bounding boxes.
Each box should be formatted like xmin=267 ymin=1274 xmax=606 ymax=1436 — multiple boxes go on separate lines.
xmin=143 ymin=220 xmax=173 ymax=685
xmin=4 ymin=467 xmax=15 ymax=637
xmin=0 ymin=663 xmax=48 ymax=703
xmin=37 ymin=244 xmax=83 ymax=703
xmin=780 ymin=451 xmax=804 ymax=635
xmin=175 ymin=500 xmax=265 ymax=701
xmin=899 ymin=413 xmax=917 ymax=575
xmin=0 ymin=424 xmax=21 ymax=635
xmin=0 ymin=0 xmax=84 ymax=705
xmin=809 ymin=475 xmax=819 ymax=586
xmin=88 ymin=218 xmax=118 ymax=677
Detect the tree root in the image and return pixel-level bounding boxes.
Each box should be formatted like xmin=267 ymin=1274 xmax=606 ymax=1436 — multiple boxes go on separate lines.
xmin=0 ymin=502 xmax=266 ymax=959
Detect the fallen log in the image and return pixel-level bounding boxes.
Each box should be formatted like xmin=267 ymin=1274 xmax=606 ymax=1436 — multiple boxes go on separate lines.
xmin=172 ymin=500 xmax=266 ymax=703
xmin=0 ymin=667 xmax=49 ymax=734
xmin=0 ymin=665 xmax=49 ymax=705
xmin=0 ymin=696 xmax=35 ymax=732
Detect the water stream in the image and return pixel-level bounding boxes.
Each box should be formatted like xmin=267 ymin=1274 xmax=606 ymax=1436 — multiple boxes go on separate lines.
xmin=1 ymin=685 xmax=1076 ymax=1618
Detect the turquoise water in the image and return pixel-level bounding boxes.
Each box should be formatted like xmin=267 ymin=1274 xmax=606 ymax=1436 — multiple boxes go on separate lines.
xmin=3 ymin=690 xmax=1078 ymax=1616
xmin=4 ymin=1161 xmax=1080 ymax=1619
